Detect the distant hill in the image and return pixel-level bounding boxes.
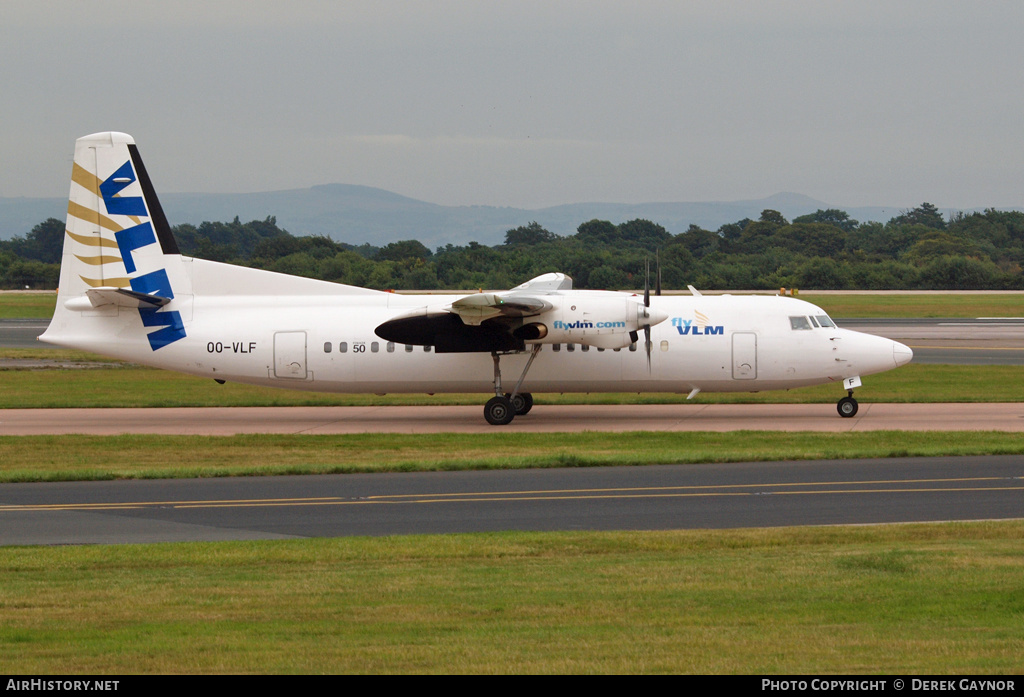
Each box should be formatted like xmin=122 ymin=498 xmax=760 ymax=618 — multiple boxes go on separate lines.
xmin=0 ymin=185 xmax=1007 ymax=248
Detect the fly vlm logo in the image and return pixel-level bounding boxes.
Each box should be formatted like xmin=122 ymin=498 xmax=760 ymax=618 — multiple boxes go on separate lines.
xmin=102 ymin=161 xmax=186 ymax=351
xmin=553 ymin=320 xmax=593 ymax=330
xmin=553 ymin=320 xmax=628 ymax=330
xmin=671 ymin=310 xmax=724 ymax=336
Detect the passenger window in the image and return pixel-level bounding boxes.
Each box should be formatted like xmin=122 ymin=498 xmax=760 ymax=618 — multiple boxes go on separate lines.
xmin=552 ymin=344 xmax=561 ymax=352
xmin=387 ymin=342 xmax=395 ymax=353
xmin=405 ymin=344 xmax=413 ymax=352
xmin=323 ymin=342 xmax=332 ymax=353
xmin=597 ymin=347 xmax=605 ymax=352
xmin=371 ymin=342 xmax=379 ymax=353
xmin=581 ymin=345 xmax=589 ymax=352
xmin=660 ymin=340 xmax=669 ymax=352
xmin=424 ymin=346 xmax=432 ymax=353
xmin=567 ymin=344 xmax=575 ymax=352
xmin=790 ymin=316 xmax=812 ymax=330
xmin=339 ymin=342 xmax=348 ymax=353
xmin=629 ymin=342 xmax=637 ymax=352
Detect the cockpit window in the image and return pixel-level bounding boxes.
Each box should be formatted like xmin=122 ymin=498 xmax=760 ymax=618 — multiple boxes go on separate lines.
xmin=790 ymin=316 xmax=812 ymax=330
xmin=815 ymin=315 xmax=836 ymax=328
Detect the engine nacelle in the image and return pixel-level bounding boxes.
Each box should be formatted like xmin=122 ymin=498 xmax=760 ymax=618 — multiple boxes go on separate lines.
xmin=525 ymin=295 xmax=668 ymax=348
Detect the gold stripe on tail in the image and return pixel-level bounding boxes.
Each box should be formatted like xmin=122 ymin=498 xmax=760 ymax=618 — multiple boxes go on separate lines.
xmin=79 ymin=276 xmax=130 ymax=288
xmin=66 ymin=230 xmax=119 ymax=249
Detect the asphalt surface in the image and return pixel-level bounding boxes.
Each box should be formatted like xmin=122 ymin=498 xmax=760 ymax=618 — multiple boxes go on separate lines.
xmin=3 ymin=403 xmax=1024 ymax=434
xmin=0 ymin=319 xmax=49 ymax=349
xmin=2 ymin=456 xmax=1021 ymax=546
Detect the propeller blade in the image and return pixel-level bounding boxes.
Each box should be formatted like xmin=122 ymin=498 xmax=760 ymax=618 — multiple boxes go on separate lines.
xmin=656 ymin=249 xmax=662 ymax=296
xmin=644 ymin=257 xmax=653 ymax=371
xmin=645 ymin=324 xmax=652 ymax=373
xmin=644 ymin=258 xmax=650 ymax=308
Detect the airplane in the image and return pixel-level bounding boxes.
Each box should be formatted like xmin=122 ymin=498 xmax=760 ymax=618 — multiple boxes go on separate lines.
xmin=40 ymin=132 xmax=913 ymax=424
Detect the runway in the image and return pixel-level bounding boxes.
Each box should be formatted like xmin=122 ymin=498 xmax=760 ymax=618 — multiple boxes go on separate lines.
xmin=3 ymin=402 xmax=1024 ymax=434
xmin=1 ymin=456 xmax=1021 ymax=545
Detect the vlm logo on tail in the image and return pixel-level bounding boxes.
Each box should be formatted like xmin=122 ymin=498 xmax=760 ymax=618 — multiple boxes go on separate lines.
xmin=99 ymin=160 xmax=186 ymax=351
xmin=671 ymin=311 xmax=724 ymax=336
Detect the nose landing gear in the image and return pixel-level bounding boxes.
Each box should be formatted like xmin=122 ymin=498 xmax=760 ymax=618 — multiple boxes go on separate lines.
xmin=837 ymin=390 xmax=859 ymax=418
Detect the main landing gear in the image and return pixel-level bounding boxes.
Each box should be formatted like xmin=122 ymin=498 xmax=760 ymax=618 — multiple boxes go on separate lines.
xmin=484 ymin=346 xmax=540 ymax=425
xmin=837 ymin=390 xmax=859 ymax=418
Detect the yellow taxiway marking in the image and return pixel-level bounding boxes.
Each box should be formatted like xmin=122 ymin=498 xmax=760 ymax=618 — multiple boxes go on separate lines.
xmin=2 ymin=476 xmax=1020 ymax=512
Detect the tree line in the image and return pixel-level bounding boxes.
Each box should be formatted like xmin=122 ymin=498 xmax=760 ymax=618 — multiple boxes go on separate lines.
xmin=3 ymin=203 xmax=1023 ymax=291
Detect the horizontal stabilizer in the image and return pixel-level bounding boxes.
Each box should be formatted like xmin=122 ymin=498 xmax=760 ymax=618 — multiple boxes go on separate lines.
xmin=64 ymin=287 xmax=173 ymax=311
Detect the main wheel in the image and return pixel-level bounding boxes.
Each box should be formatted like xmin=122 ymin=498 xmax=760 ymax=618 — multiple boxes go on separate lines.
xmin=837 ymin=396 xmax=859 ymax=418
xmin=484 ymin=396 xmax=516 ymax=425
xmin=506 ymin=392 xmax=534 ymax=416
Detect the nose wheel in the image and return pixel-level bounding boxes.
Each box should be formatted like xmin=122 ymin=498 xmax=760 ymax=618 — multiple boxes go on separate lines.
xmin=837 ymin=391 xmax=859 ymax=418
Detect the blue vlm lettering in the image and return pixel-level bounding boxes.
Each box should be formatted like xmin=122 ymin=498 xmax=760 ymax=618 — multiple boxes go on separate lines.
xmin=130 ymin=267 xmax=186 ymax=351
xmin=673 ymin=319 xmax=724 ymax=335
xmin=99 ymin=160 xmax=147 ymax=216
xmin=678 ymin=325 xmax=723 ymax=335
xmin=104 ymin=162 xmax=186 ymax=352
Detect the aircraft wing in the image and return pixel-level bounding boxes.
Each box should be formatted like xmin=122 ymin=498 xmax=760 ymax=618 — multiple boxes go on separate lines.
xmin=374 ymin=272 xmax=663 ymax=354
xmin=449 ymin=293 xmax=553 ymax=325
xmin=375 ymin=273 xmax=567 ymax=352
xmin=509 ymin=272 xmax=572 ymax=292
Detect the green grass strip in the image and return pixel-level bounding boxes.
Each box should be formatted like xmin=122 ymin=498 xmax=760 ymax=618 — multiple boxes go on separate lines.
xmin=2 ymin=431 xmax=1024 ymax=482
xmin=804 ymin=292 xmax=1024 ymax=318
xmin=1 ymin=523 xmax=1022 ymax=673
xmin=0 ymin=292 xmax=56 ymax=319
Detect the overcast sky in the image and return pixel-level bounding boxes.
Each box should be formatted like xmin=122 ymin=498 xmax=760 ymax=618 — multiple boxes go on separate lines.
xmin=3 ymin=1 xmax=1023 ymax=210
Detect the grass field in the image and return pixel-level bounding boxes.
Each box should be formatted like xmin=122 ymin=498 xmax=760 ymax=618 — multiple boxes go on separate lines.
xmin=798 ymin=292 xmax=1024 ymax=318
xmin=0 ymin=292 xmax=55 ymax=319
xmin=3 ymin=430 xmax=1024 ymax=482
xmin=2 ymin=524 xmax=1022 ymax=674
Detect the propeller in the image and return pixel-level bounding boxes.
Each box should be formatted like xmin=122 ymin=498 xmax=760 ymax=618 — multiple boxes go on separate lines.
xmin=644 ymin=258 xmax=652 ymax=372
xmin=642 ymin=251 xmax=662 ymax=372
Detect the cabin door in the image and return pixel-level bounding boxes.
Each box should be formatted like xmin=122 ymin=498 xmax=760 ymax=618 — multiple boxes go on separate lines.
xmin=274 ymin=331 xmax=308 ymax=379
xmin=731 ymin=332 xmax=757 ymax=380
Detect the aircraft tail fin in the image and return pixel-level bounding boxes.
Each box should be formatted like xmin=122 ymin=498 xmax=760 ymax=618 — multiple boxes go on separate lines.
xmin=40 ymin=132 xmax=190 ymax=353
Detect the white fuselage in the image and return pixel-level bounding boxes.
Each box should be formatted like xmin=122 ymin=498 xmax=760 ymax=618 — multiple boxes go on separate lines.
xmin=45 ymin=258 xmax=909 ymax=396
